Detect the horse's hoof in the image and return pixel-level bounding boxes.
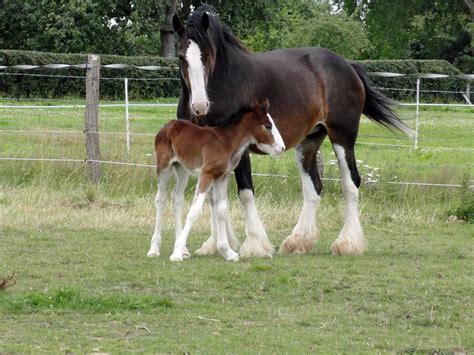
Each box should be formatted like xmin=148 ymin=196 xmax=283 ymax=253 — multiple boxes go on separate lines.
xmin=195 ymin=237 xmax=217 ymax=255
xmin=239 ymin=238 xmax=274 ymax=258
xmin=331 ymin=224 xmax=366 ymax=256
xmin=331 ymin=236 xmax=365 ymax=256
xmin=278 ymin=234 xmax=314 ymax=254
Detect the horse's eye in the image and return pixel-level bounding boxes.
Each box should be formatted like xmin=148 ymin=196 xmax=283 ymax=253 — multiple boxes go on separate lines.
xmin=264 ymin=123 xmax=272 ymax=131
xmin=178 ymin=55 xmax=185 ymax=62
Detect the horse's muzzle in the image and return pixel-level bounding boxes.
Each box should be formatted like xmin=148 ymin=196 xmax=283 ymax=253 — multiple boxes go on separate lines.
xmin=191 ymin=101 xmax=209 ymax=116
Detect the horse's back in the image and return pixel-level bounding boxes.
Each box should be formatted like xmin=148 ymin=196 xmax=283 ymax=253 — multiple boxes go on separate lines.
xmin=253 ymin=47 xmax=365 ymax=131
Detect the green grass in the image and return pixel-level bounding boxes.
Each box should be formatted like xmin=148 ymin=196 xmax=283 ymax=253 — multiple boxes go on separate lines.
xmin=0 ymin=101 xmax=473 ymax=352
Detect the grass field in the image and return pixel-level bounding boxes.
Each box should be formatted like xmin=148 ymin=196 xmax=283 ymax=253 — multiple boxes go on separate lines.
xmin=0 ymin=101 xmax=473 ymax=352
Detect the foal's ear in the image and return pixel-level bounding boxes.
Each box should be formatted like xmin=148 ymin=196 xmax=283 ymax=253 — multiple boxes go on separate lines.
xmin=254 ymin=98 xmax=269 ymax=115
xmin=262 ymin=98 xmax=270 ymax=111
xmin=201 ymin=12 xmax=210 ymax=31
xmin=173 ymin=14 xmax=185 ymax=37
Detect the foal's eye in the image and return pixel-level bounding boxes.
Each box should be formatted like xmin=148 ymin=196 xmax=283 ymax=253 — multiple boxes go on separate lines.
xmin=264 ymin=122 xmax=272 ymax=131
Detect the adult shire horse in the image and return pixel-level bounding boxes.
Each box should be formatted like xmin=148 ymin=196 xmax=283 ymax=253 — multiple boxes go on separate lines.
xmin=173 ymin=5 xmax=414 ymax=258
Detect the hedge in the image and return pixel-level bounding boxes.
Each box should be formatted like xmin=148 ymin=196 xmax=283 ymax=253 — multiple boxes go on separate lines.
xmin=0 ymin=50 xmax=180 ymax=100
xmin=0 ymin=50 xmax=471 ymax=102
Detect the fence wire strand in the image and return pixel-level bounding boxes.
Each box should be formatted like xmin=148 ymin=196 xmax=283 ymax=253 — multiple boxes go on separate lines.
xmin=0 ymin=157 xmax=472 ymax=189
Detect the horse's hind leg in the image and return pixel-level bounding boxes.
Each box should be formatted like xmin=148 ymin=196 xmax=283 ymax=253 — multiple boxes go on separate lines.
xmin=330 ymin=142 xmax=366 ymax=255
xmin=172 ymin=164 xmax=191 ymax=258
xmin=279 ymin=128 xmax=326 ymax=254
xmin=147 ymin=167 xmax=173 ymax=257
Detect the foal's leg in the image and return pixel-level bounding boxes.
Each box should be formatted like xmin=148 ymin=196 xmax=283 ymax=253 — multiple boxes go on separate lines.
xmin=147 ymin=168 xmax=173 ymax=257
xmin=279 ymin=131 xmax=325 ymax=254
xmin=236 ymin=151 xmax=274 ymax=258
xmin=172 ymin=164 xmax=191 ymax=258
xmin=195 ymin=193 xmax=239 ymax=256
xmin=330 ymin=143 xmax=365 ymax=255
xmin=170 ymin=174 xmax=213 ymax=261
xmin=211 ymin=176 xmax=239 ymax=261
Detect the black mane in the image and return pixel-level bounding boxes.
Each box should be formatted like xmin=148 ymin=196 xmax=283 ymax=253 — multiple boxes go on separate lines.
xmin=208 ymin=103 xmax=253 ymax=128
xmin=185 ymin=5 xmax=249 ymax=72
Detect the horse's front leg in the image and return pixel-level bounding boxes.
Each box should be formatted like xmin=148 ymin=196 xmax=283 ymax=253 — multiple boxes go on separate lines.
xmin=236 ymin=151 xmax=274 ymax=258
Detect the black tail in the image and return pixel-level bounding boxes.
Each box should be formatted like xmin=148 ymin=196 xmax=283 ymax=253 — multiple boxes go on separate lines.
xmin=351 ymin=63 xmax=415 ymax=138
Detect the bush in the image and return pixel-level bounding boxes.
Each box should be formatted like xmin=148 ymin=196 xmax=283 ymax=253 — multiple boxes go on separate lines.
xmin=0 ymin=49 xmax=180 ymax=100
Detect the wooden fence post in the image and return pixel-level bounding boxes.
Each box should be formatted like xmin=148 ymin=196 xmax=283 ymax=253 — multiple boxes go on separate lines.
xmin=85 ymin=54 xmax=101 ymax=182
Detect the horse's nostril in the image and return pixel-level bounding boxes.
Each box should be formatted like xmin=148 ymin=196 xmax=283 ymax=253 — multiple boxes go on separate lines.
xmin=196 ymin=110 xmax=200 ymax=115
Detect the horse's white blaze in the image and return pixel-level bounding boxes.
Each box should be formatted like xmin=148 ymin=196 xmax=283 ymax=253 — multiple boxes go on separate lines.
xmin=256 ymin=113 xmax=286 ymax=156
xmin=332 ymin=144 xmax=365 ymax=255
xmin=186 ymin=40 xmax=209 ymax=115
xmin=238 ymin=189 xmax=274 ymax=257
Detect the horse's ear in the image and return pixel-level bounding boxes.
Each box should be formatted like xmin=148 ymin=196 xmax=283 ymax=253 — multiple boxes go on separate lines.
xmin=201 ymin=13 xmax=210 ymax=31
xmin=173 ymin=14 xmax=185 ymax=37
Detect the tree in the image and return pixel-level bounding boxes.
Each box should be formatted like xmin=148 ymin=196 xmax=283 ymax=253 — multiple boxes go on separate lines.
xmin=242 ymin=1 xmax=370 ymax=59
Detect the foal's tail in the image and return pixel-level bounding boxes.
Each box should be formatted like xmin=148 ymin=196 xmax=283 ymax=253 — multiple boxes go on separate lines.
xmin=351 ymin=63 xmax=416 ymax=138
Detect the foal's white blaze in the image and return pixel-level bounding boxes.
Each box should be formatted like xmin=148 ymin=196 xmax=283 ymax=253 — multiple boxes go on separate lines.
xmin=185 ymin=40 xmax=209 ymax=116
xmin=256 ymin=113 xmax=286 ymax=156
xmin=332 ymin=144 xmax=365 ymax=255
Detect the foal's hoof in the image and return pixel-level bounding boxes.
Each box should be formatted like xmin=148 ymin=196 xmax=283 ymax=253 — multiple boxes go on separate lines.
xmin=278 ymin=234 xmax=314 ymax=254
xmin=183 ymin=247 xmax=191 ymax=259
xmin=147 ymin=247 xmax=160 ymax=257
xmin=226 ymin=255 xmax=239 ymax=262
xmin=169 ymin=253 xmax=183 ymax=262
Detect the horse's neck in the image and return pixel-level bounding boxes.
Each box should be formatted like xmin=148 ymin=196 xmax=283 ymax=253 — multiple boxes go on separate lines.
xmin=208 ymin=50 xmax=256 ymax=113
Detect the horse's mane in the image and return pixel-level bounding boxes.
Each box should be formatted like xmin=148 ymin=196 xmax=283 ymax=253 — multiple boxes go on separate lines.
xmin=186 ymin=5 xmax=250 ymax=72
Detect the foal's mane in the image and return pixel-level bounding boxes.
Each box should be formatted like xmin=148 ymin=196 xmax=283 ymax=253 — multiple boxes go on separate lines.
xmin=186 ymin=5 xmax=250 ymax=72
xmin=209 ymin=104 xmax=253 ymax=128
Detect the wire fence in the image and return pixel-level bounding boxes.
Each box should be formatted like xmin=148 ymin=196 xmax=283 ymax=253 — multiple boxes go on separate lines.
xmin=0 ymin=65 xmax=473 ymax=189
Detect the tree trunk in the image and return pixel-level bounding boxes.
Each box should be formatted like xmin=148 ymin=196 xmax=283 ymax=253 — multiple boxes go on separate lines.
xmin=464 ymin=0 xmax=474 ymax=55
xmin=160 ymin=0 xmax=179 ymax=58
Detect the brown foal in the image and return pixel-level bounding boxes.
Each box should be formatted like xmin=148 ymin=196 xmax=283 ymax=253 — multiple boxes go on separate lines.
xmin=147 ymin=99 xmax=285 ymax=261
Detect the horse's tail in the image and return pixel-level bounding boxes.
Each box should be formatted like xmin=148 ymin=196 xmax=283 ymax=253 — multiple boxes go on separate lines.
xmin=351 ymin=63 xmax=415 ymax=138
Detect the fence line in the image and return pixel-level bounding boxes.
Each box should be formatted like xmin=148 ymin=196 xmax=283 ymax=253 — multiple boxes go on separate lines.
xmin=0 ymin=103 xmax=178 ymax=109
xmin=0 ymin=64 xmax=178 ymax=70
xmin=1 ymin=156 xmax=472 ymax=189
xmin=0 ymin=72 xmax=180 ymax=81
xmin=1 ymin=129 xmax=472 ymax=152
xmin=0 ymin=127 xmax=474 ymax=152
